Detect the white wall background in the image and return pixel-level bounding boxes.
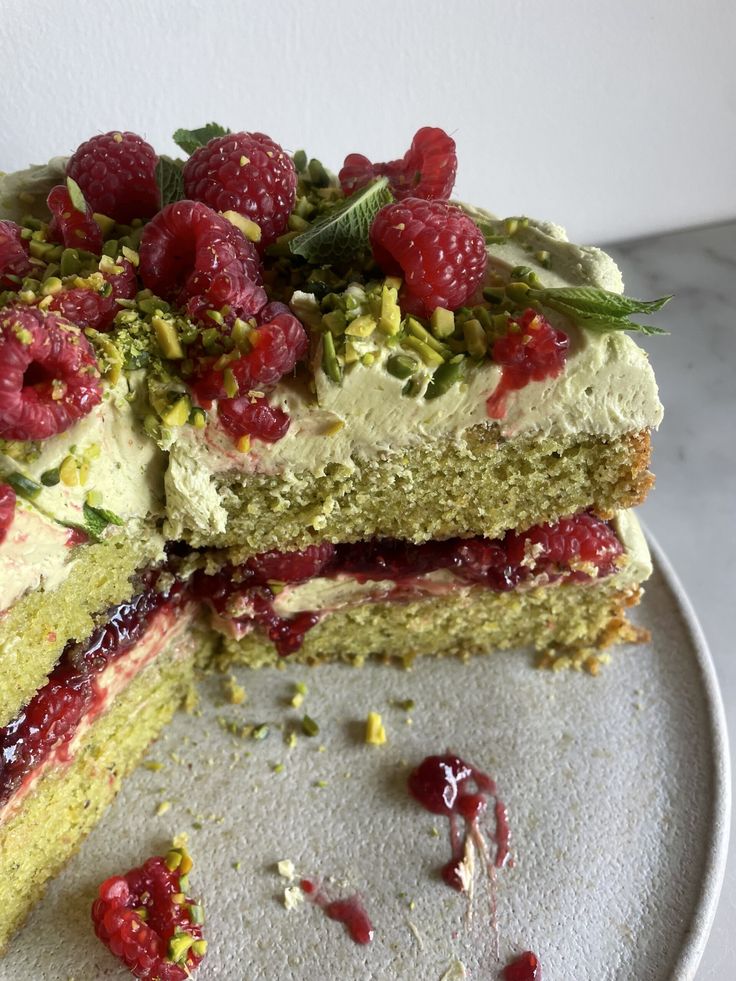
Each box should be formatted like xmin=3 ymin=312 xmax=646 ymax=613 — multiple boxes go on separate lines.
xmin=1 ymin=0 xmax=735 ymax=244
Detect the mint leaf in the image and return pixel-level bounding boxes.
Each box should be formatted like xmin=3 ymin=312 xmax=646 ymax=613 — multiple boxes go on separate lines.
xmin=172 ymin=123 xmax=230 ymax=156
xmin=525 ymin=286 xmax=670 ymax=336
xmin=544 ymin=305 xmax=669 ymax=335
xmin=66 ymin=176 xmax=87 ymax=214
xmin=530 ymin=286 xmax=671 ymax=318
xmin=156 ymin=156 xmax=185 ymax=207
xmin=289 ymin=177 xmax=393 ymax=264
xmin=83 ymin=502 xmax=123 ymax=540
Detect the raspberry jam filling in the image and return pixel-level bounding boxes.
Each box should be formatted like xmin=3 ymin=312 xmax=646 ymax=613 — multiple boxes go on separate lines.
xmin=193 ymin=513 xmax=623 ymax=657
xmin=0 ymin=573 xmax=186 ymax=809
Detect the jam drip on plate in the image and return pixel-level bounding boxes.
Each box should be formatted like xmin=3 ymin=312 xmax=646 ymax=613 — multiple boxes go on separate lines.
xmin=408 ymin=754 xmax=510 ymax=890
xmin=299 ymin=878 xmax=374 ymax=945
xmin=0 ymin=572 xmax=185 ymax=806
xmin=501 ymin=950 xmax=542 ymax=980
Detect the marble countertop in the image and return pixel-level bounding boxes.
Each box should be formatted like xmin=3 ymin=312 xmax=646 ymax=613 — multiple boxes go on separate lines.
xmin=607 ymin=222 xmax=736 ymax=978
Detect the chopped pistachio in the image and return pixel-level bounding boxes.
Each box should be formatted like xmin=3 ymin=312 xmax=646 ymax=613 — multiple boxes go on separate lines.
xmin=156 ymin=800 xmax=171 ymax=816
xmin=5 ymin=471 xmax=43 ymax=500
xmin=386 ymin=353 xmax=418 ymax=379
xmin=463 ymin=318 xmax=488 ymax=358
xmin=430 ymin=307 xmax=455 ymax=339
xmin=535 ymin=249 xmax=551 ymax=268
xmin=152 ymin=316 xmax=184 ymax=359
xmin=40 ymin=467 xmax=61 ymax=487
xmin=189 ymin=406 xmax=207 ymax=429
xmin=301 ymin=715 xmax=319 ymax=737
xmin=321 ymin=331 xmax=342 ymax=383
xmin=192 ymin=940 xmax=208 ymax=957
xmin=401 ymin=335 xmax=444 ymax=367
xmin=424 ymin=357 xmax=464 ymax=400
xmin=345 ymin=314 xmax=376 ymax=338
xmin=252 ymin=724 xmax=269 ymax=741
xmin=365 ymin=712 xmax=387 ymax=746
xmin=161 ymin=395 xmax=191 ymax=427
xmin=59 ymin=455 xmax=79 ymax=487
xmin=378 ymin=284 xmax=401 ymax=336
xmin=222 ymin=210 xmax=262 ymax=243
xmin=321 ymin=309 xmax=346 ymax=335
xmin=506 ymin=281 xmax=531 ymax=303
xmin=236 ymin=434 xmax=251 ymax=453
xmin=168 ymin=933 xmax=195 ymax=963
xmin=405 ymin=317 xmax=451 ymax=356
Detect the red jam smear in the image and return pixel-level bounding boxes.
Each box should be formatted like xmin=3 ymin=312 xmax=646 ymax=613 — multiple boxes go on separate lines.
xmin=408 ymin=754 xmax=510 ymax=890
xmin=486 ymin=309 xmax=569 ymax=420
xmin=502 ymin=951 xmax=542 ymax=980
xmin=0 ymin=572 xmax=185 ymax=806
xmin=299 ymin=878 xmax=374 ymax=945
xmin=193 ymin=513 xmax=622 ymax=657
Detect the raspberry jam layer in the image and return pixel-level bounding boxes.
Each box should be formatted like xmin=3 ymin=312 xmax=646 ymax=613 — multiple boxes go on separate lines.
xmin=0 ymin=573 xmax=188 ymax=814
xmin=193 ymin=513 xmax=624 ymax=657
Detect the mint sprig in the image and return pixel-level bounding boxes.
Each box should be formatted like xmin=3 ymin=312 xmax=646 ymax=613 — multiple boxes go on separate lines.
xmin=173 ymin=123 xmax=230 ymax=156
xmin=156 ymin=156 xmax=185 ymax=207
xmin=528 ymin=286 xmax=670 ymax=335
xmin=289 ymin=177 xmax=393 ymax=264
xmin=82 ymin=501 xmax=123 ymax=540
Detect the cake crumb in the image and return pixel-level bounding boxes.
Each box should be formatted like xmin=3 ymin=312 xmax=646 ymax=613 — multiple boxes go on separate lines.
xmin=223 ymin=675 xmax=246 ymax=705
xmin=277 ymin=859 xmax=295 ymax=879
xmin=440 ymin=960 xmax=467 ymax=980
xmin=172 ymin=832 xmax=189 ymax=849
xmin=142 ymin=760 xmax=164 ymax=772
xmin=155 ymin=800 xmax=171 ymax=816
xmin=365 ymin=711 xmax=387 ymax=745
xmin=284 ymin=885 xmax=304 ymax=910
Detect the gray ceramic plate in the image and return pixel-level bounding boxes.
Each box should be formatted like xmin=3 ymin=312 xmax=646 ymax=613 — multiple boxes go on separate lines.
xmin=1 ymin=534 xmax=730 ymax=981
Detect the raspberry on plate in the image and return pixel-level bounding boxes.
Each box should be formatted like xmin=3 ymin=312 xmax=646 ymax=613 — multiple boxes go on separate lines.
xmin=67 ymin=130 xmax=159 ymax=223
xmin=370 ymin=197 xmax=487 ymax=316
xmin=47 ymin=182 xmax=103 ymax=254
xmin=340 ymin=126 xmax=457 ymax=200
xmin=0 ymin=306 xmax=102 ymax=440
xmin=486 ymin=308 xmax=569 ymax=419
xmin=139 ymin=200 xmax=266 ymax=321
xmin=91 ymin=844 xmax=206 ymax=981
xmin=183 ymin=132 xmax=297 ymax=249
xmin=0 ymin=220 xmax=33 ymax=289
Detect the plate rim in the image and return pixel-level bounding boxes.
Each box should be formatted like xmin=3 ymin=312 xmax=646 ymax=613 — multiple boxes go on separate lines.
xmin=645 ymin=527 xmax=731 ymax=980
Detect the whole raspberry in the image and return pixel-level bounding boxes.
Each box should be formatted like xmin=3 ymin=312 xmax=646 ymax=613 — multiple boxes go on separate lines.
xmin=92 ymin=846 xmax=206 ymax=981
xmin=67 ymin=130 xmax=159 ymax=223
xmin=183 ymin=132 xmax=297 ymax=249
xmin=504 ymin=513 xmax=623 ymax=581
xmin=0 ymin=220 xmax=32 ymax=289
xmin=49 ymin=257 xmax=137 ymax=331
xmin=340 ymin=127 xmax=457 ymax=200
xmin=0 ymin=483 xmax=16 ymax=545
xmin=139 ymin=200 xmax=266 ymax=320
xmin=370 ymin=198 xmax=487 ymax=316
xmin=192 ymin=309 xmax=308 ymax=402
xmin=0 ymin=306 xmax=102 ymax=440
xmin=486 ymin=308 xmax=569 ymax=419
xmin=245 ymin=542 xmax=336 ymax=584
xmin=218 ymin=395 xmax=291 ymax=444
xmin=47 ymin=183 xmax=103 ymax=254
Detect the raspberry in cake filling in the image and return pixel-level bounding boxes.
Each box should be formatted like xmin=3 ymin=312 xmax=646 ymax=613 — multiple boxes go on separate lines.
xmin=193 ymin=512 xmax=626 ymax=657
xmin=0 ymin=570 xmax=192 ymax=818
